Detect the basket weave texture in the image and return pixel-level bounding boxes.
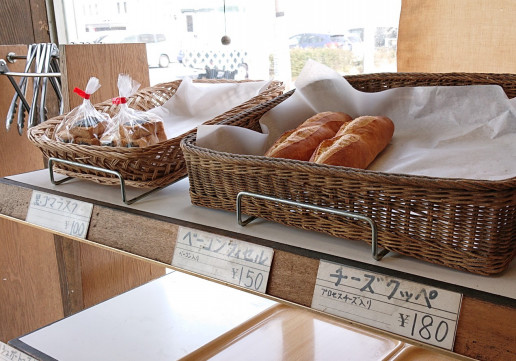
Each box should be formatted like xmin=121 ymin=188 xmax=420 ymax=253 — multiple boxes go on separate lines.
xmin=28 ymin=79 xmax=284 ymax=188
xmin=181 ymin=72 xmax=516 ymax=275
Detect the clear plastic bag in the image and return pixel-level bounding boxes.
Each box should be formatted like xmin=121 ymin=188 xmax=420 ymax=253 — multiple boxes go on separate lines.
xmin=100 ymin=74 xmax=167 ymax=147
xmin=54 ymin=77 xmax=110 ymax=145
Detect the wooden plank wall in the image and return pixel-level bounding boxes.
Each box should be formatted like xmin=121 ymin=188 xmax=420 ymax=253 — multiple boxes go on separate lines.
xmin=58 ymin=42 xmax=164 ymax=310
xmin=0 ymin=1 xmax=164 ymax=342
xmin=0 ymin=0 xmax=50 ymax=45
xmin=0 ymin=221 xmax=64 ymax=342
xmin=0 ymin=0 xmax=65 ymax=341
xmin=0 ymin=44 xmax=47 ymax=177
xmin=60 ymin=43 xmax=151 ymax=110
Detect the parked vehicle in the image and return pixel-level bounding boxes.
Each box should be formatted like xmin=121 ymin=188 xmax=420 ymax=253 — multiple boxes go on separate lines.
xmin=94 ymin=32 xmax=181 ymax=68
xmin=289 ymin=32 xmax=364 ymax=63
xmin=289 ymin=32 xmax=363 ymax=54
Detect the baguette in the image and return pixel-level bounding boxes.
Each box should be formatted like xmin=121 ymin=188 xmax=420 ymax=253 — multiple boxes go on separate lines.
xmin=264 ymin=112 xmax=352 ymax=161
xmin=310 ymin=115 xmax=394 ymax=169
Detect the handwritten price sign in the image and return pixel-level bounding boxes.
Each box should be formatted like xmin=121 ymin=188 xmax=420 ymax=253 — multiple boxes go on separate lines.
xmin=312 ymin=260 xmax=462 ymax=350
xmin=1 ymin=342 xmax=36 ymax=361
xmin=172 ymin=227 xmax=274 ymax=293
xmin=25 ymin=191 xmax=93 ymax=239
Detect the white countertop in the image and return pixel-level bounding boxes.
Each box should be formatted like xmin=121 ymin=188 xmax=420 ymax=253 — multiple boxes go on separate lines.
xmin=6 ymin=170 xmax=516 ymax=300
xmin=16 ymin=271 xmax=277 ymax=361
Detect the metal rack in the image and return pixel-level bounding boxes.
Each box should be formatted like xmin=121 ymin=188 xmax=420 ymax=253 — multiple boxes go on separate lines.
xmin=47 ymin=157 xmax=170 ymax=205
xmin=236 ymin=191 xmax=390 ymax=261
xmin=1 ymin=43 xmax=63 ymax=134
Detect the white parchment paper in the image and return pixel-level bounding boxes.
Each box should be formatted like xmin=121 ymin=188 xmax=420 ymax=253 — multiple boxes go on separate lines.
xmin=197 ymin=60 xmax=516 ymax=181
xmin=147 ymin=77 xmax=271 ymax=139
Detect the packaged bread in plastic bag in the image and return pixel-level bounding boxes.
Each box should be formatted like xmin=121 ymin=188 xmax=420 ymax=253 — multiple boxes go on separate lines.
xmin=54 ymin=77 xmax=110 ymax=145
xmin=100 ymin=74 xmax=166 ymax=147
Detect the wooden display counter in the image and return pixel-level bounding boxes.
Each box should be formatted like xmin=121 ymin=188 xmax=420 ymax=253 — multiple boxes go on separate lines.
xmin=0 ymin=170 xmax=515 ymax=361
xmin=6 ymin=270 xmax=469 ymax=361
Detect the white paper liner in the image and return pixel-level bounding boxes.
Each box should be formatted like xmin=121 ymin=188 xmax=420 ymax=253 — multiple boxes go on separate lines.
xmin=147 ymin=77 xmax=272 ymax=139
xmin=197 ymin=60 xmax=516 ymax=181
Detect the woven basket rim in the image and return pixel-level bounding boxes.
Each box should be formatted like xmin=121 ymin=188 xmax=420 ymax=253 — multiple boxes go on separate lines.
xmin=345 ymin=71 xmax=516 ymax=77
xmin=181 ymin=75 xmax=516 ymax=191
xmin=27 ymin=78 xmax=285 ymax=188
xmin=180 ymin=132 xmax=516 ymax=191
xmin=29 ymin=118 xmax=190 ymax=155
xmin=29 ymin=79 xmax=284 ymax=153
xmin=181 ymin=72 xmax=516 ymax=276
xmin=343 ymin=71 xmax=516 ymax=84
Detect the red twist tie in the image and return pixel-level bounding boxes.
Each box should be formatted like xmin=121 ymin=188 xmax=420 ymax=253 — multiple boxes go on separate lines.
xmin=74 ymin=87 xmax=90 ymax=100
xmin=112 ymin=97 xmax=127 ymax=105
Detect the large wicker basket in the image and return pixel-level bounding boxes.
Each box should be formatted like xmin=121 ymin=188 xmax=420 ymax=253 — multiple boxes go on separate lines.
xmin=181 ymin=72 xmax=516 ymax=275
xmin=28 ymin=79 xmax=284 ymax=188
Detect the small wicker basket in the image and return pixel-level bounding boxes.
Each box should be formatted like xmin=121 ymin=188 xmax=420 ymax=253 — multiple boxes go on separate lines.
xmin=181 ymin=72 xmax=516 ymax=275
xmin=28 ymin=79 xmax=284 ymax=188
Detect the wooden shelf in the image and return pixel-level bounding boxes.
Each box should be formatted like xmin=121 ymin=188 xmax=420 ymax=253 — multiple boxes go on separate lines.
xmin=7 ymin=271 xmax=471 ymax=361
xmin=1 ymin=170 xmax=515 ymax=361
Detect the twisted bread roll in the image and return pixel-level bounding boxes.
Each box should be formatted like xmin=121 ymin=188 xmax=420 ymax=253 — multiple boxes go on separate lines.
xmin=310 ymin=115 xmax=394 ymax=169
xmin=265 ymin=112 xmax=352 ymax=161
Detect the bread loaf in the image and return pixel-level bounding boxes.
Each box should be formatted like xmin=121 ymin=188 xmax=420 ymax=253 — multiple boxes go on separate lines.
xmin=264 ymin=112 xmax=352 ymax=161
xmin=56 ymin=116 xmax=106 ymax=145
xmin=119 ymin=116 xmax=167 ymax=147
xmin=67 ymin=116 xmax=106 ymax=139
xmin=310 ymin=115 xmax=394 ymax=169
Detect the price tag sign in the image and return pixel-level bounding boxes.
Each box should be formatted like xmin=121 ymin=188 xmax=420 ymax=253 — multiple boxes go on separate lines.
xmin=25 ymin=191 xmax=93 ymax=239
xmin=1 ymin=341 xmax=37 ymax=361
xmin=312 ymin=260 xmax=462 ymax=350
xmin=172 ymin=226 xmax=274 ymax=293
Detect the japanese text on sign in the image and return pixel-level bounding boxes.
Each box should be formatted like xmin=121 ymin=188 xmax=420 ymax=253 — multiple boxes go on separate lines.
xmin=25 ymin=191 xmax=93 ymax=239
xmin=171 ymin=226 xmax=274 ymax=293
xmin=311 ymin=260 xmax=462 ymax=350
xmin=1 ymin=342 xmax=37 ymax=361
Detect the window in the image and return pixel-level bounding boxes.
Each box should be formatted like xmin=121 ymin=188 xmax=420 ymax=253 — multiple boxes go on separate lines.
xmin=54 ymin=0 xmax=401 ymax=86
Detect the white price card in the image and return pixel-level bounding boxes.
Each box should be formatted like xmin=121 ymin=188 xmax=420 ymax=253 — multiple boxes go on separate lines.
xmin=0 ymin=341 xmax=37 ymax=361
xmin=172 ymin=226 xmax=274 ymax=293
xmin=25 ymin=191 xmax=93 ymax=239
xmin=312 ymin=260 xmax=462 ymax=350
